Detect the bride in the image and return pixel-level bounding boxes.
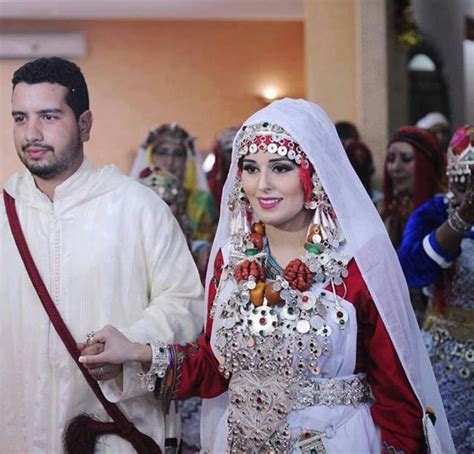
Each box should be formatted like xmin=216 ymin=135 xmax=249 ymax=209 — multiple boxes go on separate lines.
xmin=80 ymin=99 xmax=454 ymax=453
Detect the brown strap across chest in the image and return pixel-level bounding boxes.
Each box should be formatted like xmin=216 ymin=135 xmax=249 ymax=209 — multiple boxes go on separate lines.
xmin=3 ymin=190 xmax=161 ymax=454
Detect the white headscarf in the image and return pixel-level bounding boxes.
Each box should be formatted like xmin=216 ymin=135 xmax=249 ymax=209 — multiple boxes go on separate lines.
xmin=201 ymin=98 xmax=454 ymax=453
xmin=416 ymin=112 xmax=449 ymax=130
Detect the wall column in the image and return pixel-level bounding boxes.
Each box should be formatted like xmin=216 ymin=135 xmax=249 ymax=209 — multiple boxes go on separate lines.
xmin=304 ymin=0 xmax=389 ymax=187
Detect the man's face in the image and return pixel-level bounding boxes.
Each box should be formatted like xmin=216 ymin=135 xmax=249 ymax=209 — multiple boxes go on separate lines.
xmin=12 ymin=82 xmax=91 ymax=181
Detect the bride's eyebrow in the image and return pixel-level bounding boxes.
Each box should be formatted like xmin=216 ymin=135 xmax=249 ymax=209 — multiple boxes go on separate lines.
xmin=268 ymin=158 xmax=294 ymax=164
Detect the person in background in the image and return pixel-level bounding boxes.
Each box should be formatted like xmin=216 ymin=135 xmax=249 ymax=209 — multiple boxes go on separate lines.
xmin=335 ymin=120 xmax=360 ymax=147
xmin=345 ymin=140 xmax=383 ymax=210
xmin=383 ymin=126 xmax=443 ymax=249
xmin=399 ymin=125 xmax=474 ymax=453
xmin=383 ymin=126 xmax=444 ymax=324
xmin=138 ymin=164 xmax=203 ymax=453
xmin=138 ymin=166 xmax=190 ymax=243
xmin=207 ymin=126 xmax=239 ymax=215
xmin=416 ymin=111 xmax=451 ymax=153
xmin=132 ymin=123 xmax=217 ymax=282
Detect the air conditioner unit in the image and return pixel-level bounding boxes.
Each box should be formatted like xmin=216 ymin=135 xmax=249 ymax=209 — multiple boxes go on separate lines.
xmin=0 ymin=33 xmax=86 ymax=59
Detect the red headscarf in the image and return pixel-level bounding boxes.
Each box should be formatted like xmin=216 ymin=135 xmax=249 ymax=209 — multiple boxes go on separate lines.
xmin=384 ymin=126 xmax=444 ymax=211
xmin=383 ymin=126 xmax=444 ymax=247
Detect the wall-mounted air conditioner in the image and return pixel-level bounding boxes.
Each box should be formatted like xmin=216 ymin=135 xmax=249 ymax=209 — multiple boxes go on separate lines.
xmin=0 ymin=33 xmax=86 ymax=59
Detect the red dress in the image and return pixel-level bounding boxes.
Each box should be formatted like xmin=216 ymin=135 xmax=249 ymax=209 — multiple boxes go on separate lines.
xmin=158 ymin=251 xmax=425 ymax=453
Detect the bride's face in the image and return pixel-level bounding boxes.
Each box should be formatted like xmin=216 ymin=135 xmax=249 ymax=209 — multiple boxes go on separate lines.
xmin=241 ymin=150 xmax=310 ymax=231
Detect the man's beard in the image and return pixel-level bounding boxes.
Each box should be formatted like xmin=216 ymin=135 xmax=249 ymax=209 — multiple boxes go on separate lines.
xmin=19 ymin=135 xmax=82 ymax=180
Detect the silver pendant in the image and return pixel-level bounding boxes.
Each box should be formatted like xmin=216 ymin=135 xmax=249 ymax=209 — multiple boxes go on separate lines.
xmin=249 ymin=306 xmax=277 ymax=336
xmin=296 ymin=320 xmax=311 ymax=334
xmin=331 ymin=306 xmax=349 ymax=329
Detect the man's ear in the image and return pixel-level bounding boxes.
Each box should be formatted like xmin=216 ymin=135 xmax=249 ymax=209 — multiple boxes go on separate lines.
xmin=79 ymin=110 xmax=93 ymax=142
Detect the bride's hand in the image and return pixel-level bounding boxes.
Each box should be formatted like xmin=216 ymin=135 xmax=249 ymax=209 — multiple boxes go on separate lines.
xmin=78 ymin=325 xmax=152 ymax=366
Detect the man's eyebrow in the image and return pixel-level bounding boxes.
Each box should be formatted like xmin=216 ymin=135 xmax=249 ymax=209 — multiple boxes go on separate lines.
xmin=37 ymin=108 xmax=63 ymax=114
xmin=12 ymin=108 xmax=64 ymax=116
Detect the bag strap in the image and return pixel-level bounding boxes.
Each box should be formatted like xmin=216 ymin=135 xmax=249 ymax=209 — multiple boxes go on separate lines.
xmin=3 ymin=190 xmax=161 ymax=454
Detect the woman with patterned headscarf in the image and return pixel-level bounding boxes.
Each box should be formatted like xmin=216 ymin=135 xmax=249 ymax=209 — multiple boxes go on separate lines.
xmin=383 ymin=126 xmax=444 ymax=249
xmin=399 ymin=126 xmax=474 ymax=453
xmin=132 ymin=123 xmax=217 ymax=282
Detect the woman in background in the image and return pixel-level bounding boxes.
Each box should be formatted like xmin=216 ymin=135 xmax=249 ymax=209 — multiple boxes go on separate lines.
xmin=383 ymin=126 xmax=443 ymax=249
xmin=132 ymin=123 xmax=217 ymax=282
xmin=399 ymin=126 xmax=474 ymax=453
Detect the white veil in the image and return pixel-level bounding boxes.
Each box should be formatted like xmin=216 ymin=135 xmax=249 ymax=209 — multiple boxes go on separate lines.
xmin=201 ymin=99 xmax=454 ymax=453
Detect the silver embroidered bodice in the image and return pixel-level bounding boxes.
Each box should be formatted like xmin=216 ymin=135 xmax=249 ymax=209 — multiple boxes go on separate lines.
xmin=213 ymin=273 xmax=360 ymax=453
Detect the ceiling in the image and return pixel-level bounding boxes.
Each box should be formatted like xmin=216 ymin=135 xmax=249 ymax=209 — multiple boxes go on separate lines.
xmin=0 ymin=0 xmax=304 ymax=20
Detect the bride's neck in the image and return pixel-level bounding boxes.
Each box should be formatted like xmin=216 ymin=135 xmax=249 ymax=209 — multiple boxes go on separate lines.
xmin=265 ymin=221 xmax=310 ymax=269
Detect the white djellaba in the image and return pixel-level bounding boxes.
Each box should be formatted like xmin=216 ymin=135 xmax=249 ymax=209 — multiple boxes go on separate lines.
xmin=200 ymin=98 xmax=455 ymax=453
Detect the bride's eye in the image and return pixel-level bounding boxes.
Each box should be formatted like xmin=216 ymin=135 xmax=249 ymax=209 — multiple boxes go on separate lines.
xmin=242 ymin=163 xmax=259 ymax=174
xmin=272 ymin=163 xmax=296 ymax=173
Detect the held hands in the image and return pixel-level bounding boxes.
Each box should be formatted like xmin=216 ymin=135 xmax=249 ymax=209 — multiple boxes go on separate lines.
xmin=78 ymin=325 xmax=152 ymax=381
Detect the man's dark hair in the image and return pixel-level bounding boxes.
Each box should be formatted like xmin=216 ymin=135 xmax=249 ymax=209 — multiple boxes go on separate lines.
xmin=335 ymin=121 xmax=360 ymax=143
xmin=12 ymin=57 xmax=89 ymax=119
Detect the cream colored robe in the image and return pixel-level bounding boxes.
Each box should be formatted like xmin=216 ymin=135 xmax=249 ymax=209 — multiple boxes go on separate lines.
xmin=0 ymin=158 xmax=204 ymax=453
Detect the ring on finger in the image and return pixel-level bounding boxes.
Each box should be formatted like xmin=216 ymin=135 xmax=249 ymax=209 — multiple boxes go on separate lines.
xmin=86 ymin=331 xmax=95 ymax=346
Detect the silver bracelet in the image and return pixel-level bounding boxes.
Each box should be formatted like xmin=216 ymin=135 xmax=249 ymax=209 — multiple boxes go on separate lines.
xmin=447 ymin=209 xmax=473 ymax=234
xmin=137 ymin=340 xmax=170 ymax=392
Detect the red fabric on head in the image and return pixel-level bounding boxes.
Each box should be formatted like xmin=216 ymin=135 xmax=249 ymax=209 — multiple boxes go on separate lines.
xmin=300 ymin=158 xmax=315 ymax=204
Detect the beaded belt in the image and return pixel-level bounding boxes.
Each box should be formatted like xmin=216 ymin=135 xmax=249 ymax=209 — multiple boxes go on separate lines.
xmin=293 ymin=374 xmax=371 ymax=410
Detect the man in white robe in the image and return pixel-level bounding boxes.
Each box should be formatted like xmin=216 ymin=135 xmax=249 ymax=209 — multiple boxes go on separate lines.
xmin=0 ymin=57 xmax=203 ymax=452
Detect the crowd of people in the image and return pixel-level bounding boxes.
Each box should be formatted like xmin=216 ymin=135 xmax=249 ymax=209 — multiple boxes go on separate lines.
xmin=1 ymin=56 xmax=472 ymax=453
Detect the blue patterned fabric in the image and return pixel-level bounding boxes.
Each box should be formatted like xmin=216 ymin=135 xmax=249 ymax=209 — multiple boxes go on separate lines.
xmin=399 ymin=195 xmax=474 ymax=453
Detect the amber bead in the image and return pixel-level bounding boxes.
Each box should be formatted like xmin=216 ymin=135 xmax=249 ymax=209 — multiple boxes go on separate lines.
xmin=251 ymin=222 xmax=265 ymax=236
xmin=250 ymin=282 xmax=266 ymax=306
xmin=264 ymin=282 xmax=284 ymax=306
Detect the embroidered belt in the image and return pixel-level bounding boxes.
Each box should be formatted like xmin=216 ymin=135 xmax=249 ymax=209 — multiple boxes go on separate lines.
xmin=293 ymin=374 xmax=371 ymax=410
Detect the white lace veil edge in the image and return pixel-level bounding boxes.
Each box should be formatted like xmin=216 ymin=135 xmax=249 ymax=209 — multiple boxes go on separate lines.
xmin=201 ymin=98 xmax=454 ymax=453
